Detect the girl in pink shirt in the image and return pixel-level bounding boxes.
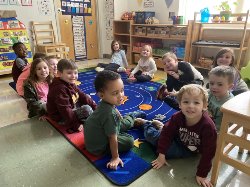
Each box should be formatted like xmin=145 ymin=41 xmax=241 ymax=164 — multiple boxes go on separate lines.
xmin=23 ymin=58 xmax=53 ymax=118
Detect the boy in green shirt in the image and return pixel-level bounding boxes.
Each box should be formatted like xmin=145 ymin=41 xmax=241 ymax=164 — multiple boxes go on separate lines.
xmin=84 ymin=70 xmax=146 ymax=170
xmin=208 ymin=65 xmax=234 ymax=130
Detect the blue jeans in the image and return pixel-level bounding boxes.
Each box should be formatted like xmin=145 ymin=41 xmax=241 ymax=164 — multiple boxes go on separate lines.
xmin=143 ymin=122 xmax=194 ymax=158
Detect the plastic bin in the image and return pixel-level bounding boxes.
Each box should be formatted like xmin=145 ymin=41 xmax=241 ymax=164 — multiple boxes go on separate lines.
xmin=135 ymin=11 xmax=155 ymax=24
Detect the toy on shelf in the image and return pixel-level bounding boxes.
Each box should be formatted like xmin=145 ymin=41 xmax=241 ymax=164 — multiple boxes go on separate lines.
xmin=145 ymin=17 xmax=160 ymax=24
xmin=121 ymin=12 xmax=135 ymax=20
xmin=198 ymin=57 xmax=213 ymax=69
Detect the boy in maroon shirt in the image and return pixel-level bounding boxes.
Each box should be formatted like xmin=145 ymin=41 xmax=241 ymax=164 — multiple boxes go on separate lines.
xmin=47 ymin=59 xmax=97 ymax=133
xmin=137 ymin=84 xmax=217 ymax=187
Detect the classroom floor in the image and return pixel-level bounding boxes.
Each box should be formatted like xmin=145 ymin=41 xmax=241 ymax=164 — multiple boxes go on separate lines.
xmin=0 ymin=58 xmax=249 ymax=187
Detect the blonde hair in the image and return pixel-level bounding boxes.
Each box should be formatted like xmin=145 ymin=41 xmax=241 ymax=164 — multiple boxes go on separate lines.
xmin=162 ymin=52 xmax=178 ymax=61
xmin=141 ymin=44 xmax=152 ymax=58
xmin=176 ymin=84 xmax=208 ymax=106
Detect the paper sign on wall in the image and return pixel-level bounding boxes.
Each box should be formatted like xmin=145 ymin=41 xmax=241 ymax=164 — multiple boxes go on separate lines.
xmin=144 ymin=0 xmax=154 ymax=8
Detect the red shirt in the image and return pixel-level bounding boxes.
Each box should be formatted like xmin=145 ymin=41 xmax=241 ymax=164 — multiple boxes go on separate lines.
xmin=157 ymin=111 xmax=217 ymax=177
xmin=47 ymin=78 xmax=97 ymax=130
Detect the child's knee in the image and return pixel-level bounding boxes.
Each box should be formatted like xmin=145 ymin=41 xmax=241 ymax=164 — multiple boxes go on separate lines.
xmin=81 ymin=105 xmax=93 ymax=116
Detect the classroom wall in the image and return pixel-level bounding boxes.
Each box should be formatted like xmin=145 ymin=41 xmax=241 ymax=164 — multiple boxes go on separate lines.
xmin=0 ymin=1 xmax=58 ymax=54
xmin=98 ymin=0 xmax=180 ymax=55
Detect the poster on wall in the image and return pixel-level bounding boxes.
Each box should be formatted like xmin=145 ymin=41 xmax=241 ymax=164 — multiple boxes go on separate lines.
xmin=105 ymin=0 xmax=114 ymax=40
xmin=21 ymin=0 xmax=32 ymax=6
xmin=72 ymin=16 xmax=87 ymax=61
xmin=9 ymin=0 xmax=19 ymax=5
xmin=37 ymin=0 xmax=52 ymax=16
xmin=144 ymin=0 xmax=154 ymax=8
xmin=0 ymin=17 xmax=32 ymax=73
xmin=0 ymin=0 xmax=8 ymax=5
xmin=61 ymin=0 xmax=92 ymax=16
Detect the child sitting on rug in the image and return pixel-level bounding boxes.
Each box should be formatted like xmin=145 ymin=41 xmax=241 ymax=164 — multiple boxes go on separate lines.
xmin=208 ymin=65 xmax=234 ymax=130
xmin=156 ymin=52 xmax=204 ymax=110
xmin=127 ymin=44 xmax=157 ymax=83
xmin=23 ymin=58 xmax=53 ymax=118
xmin=95 ymin=40 xmax=128 ymax=72
xmin=46 ymin=55 xmax=59 ymax=77
xmin=17 ymin=53 xmax=47 ymax=97
xmin=211 ymin=47 xmax=248 ymax=96
xmin=47 ymin=59 xmax=97 ymax=134
xmin=12 ymin=42 xmax=29 ymax=83
xmin=136 ymin=84 xmax=217 ymax=187
xmin=84 ymin=70 xmax=146 ymax=170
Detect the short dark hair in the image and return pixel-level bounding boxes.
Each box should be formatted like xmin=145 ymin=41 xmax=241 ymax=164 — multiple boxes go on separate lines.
xmin=209 ymin=65 xmax=235 ymax=84
xmin=12 ymin=42 xmax=24 ymax=51
xmin=33 ymin=52 xmax=47 ymax=60
xmin=94 ymin=70 xmax=121 ymax=93
xmin=57 ymin=59 xmax=77 ymax=73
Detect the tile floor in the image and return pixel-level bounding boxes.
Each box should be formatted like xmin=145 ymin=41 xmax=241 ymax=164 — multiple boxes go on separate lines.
xmin=0 ymin=59 xmax=249 ymax=187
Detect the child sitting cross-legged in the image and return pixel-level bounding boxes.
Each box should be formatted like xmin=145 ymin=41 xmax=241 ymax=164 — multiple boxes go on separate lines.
xmin=135 ymin=84 xmax=217 ymax=187
xmin=84 ymin=70 xmax=146 ymax=170
xmin=127 ymin=44 xmax=157 ymax=83
xmin=208 ymin=65 xmax=234 ymax=130
xmin=46 ymin=59 xmax=97 ymax=134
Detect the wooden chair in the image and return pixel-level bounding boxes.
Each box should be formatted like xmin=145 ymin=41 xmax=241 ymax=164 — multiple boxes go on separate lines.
xmin=211 ymin=91 xmax=250 ymax=186
xmin=32 ymin=21 xmax=67 ymax=58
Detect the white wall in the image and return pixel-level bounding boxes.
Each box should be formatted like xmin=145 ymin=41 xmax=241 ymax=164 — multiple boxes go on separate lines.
xmin=0 ymin=1 xmax=58 ymax=53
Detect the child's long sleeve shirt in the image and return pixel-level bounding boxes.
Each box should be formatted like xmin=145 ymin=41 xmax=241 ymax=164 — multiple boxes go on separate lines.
xmin=157 ymin=111 xmax=217 ymax=178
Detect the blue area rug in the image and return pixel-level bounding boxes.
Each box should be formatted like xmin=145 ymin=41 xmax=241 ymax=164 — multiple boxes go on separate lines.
xmin=75 ymin=70 xmax=176 ymax=185
xmin=30 ymin=70 xmax=177 ymax=186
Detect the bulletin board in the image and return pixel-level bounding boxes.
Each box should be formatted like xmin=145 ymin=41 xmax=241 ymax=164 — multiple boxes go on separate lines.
xmin=72 ymin=16 xmax=87 ymax=60
xmin=0 ymin=17 xmax=32 ymax=74
xmin=61 ymin=0 xmax=92 ymax=16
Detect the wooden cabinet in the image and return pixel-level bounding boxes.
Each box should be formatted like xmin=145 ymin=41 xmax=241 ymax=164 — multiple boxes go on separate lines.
xmin=189 ymin=11 xmax=250 ymax=70
xmin=113 ymin=20 xmax=133 ymax=63
xmin=130 ymin=21 xmax=193 ymax=69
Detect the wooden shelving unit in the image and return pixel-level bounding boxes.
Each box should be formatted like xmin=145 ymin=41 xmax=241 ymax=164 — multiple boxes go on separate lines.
xmin=189 ymin=10 xmax=250 ymax=70
xmin=113 ymin=20 xmax=133 ymax=63
xmin=130 ymin=21 xmax=193 ymax=69
xmin=113 ymin=20 xmax=193 ymax=68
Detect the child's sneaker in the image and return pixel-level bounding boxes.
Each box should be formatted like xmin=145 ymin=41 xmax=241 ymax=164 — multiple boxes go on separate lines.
xmin=127 ymin=111 xmax=147 ymax=119
xmin=152 ymin=120 xmax=164 ymax=130
xmin=95 ymin=67 xmax=104 ymax=72
xmin=117 ymin=67 xmax=126 ymax=72
xmin=156 ymin=85 xmax=168 ymax=100
xmin=127 ymin=77 xmax=137 ymax=83
xmin=133 ymin=118 xmax=148 ymax=128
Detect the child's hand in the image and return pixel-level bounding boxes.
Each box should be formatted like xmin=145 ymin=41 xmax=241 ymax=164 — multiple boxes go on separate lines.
xmin=129 ymin=74 xmax=134 ymax=78
xmin=151 ymin=153 xmax=168 ymax=169
xmin=196 ymin=176 xmax=213 ymax=187
xmin=106 ymin=157 xmax=124 ymax=170
xmin=168 ymin=91 xmax=177 ymax=96
xmin=167 ymin=71 xmax=179 ymax=79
